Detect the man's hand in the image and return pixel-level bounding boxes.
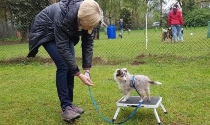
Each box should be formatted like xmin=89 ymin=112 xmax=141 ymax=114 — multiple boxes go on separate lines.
xmin=78 ymin=74 xmax=93 ymax=86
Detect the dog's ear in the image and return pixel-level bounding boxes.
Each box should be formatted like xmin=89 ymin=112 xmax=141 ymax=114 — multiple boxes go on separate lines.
xmin=116 ymin=69 xmax=121 ymax=76
xmin=122 ymin=68 xmax=127 ymax=72
xmin=116 ymin=69 xmax=120 ymax=72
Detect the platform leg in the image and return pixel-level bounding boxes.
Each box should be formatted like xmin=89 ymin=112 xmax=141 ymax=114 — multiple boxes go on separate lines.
xmin=153 ymin=108 xmax=161 ymax=124
xmin=112 ymin=107 xmax=121 ymax=122
xmin=160 ymin=103 xmax=167 ymax=113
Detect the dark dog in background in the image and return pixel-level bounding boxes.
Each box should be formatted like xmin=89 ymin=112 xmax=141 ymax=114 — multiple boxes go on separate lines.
xmin=167 ymin=27 xmax=173 ymax=42
xmin=163 ymin=27 xmax=184 ymax=42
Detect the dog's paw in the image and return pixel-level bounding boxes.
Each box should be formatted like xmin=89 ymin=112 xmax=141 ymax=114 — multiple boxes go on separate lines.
xmin=122 ymin=99 xmax=127 ymax=102
xmin=147 ymin=98 xmax=151 ymax=102
xmin=139 ymin=99 xmax=143 ymax=102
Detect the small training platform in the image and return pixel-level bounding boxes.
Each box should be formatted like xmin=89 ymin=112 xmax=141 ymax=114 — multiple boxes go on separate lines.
xmin=112 ymin=96 xmax=167 ymax=125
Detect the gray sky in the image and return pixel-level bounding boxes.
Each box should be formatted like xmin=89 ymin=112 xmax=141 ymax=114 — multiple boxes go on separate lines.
xmin=163 ymin=0 xmax=183 ymax=13
xmin=163 ymin=0 xmax=177 ymax=10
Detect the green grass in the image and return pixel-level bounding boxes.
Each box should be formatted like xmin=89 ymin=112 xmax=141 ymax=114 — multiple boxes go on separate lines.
xmin=0 ymin=37 xmax=21 ymax=42
xmin=0 ymin=57 xmax=210 ymax=125
xmin=0 ymin=27 xmax=209 ymax=61
xmin=0 ymin=27 xmax=210 ymax=125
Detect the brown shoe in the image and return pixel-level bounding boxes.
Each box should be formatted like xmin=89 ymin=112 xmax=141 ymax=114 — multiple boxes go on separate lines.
xmin=62 ymin=106 xmax=80 ymax=121
xmin=71 ymin=104 xmax=84 ymax=114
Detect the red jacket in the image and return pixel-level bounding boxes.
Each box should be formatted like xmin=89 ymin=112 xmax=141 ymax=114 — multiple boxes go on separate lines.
xmin=168 ymin=8 xmax=184 ymax=26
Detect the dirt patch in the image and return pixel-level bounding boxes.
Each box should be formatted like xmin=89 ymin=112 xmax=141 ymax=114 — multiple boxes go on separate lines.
xmin=0 ymin=41 xmax=27 ymax=45
xmin=131 ymin=54 xmax=147 ymax=65
xmin=0 ymin=53 xmax=190 ymax=66
xmin=0 ymin=56 xmax=54 ymax=65
xmin=92 ymin=57 xmax=108 ymax=65
xmin=0 ymin=41 xmax=28 ymax=46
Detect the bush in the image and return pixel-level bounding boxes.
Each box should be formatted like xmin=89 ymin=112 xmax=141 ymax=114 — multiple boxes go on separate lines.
xmin=184 ymin=8 xmax=210 ymax=27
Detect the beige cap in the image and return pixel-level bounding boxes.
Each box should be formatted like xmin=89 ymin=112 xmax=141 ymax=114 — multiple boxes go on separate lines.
xmin=78 ymin=0 xmax=101 ymax=34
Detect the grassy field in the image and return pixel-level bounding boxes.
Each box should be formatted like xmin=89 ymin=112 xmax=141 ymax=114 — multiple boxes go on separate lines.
xmin=0 ymin=27 xmax=210 ymax=125
xmin=0 ymin=27 xmax=209 ymax=61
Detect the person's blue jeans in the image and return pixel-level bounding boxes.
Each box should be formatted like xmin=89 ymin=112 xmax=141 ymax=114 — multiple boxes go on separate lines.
xmin=120 ymin=29 xmax=123 ymax=36
xmin=171 ymin=25 xmax=183 ymax=42
xmin=43 ymin=40 xmax=75 ymax=110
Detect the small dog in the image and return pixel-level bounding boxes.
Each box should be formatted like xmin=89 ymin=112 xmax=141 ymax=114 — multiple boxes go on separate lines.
xmin=166 ymin=27 xmax=184 ymax=42
xmin=167 ymin=27 xmax=173 ymax=42
xmin=162 ymin=28 xmax=173 ymax=42
xmin=114 ymin=68 xmax=161 ymax=102
xmin=162 ymin=28 xmax=168 ymax=42
xmin=181 ymin=28 xmax=184 ymax=34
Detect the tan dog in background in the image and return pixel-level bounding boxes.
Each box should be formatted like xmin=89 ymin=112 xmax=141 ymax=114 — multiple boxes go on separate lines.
xmin=162 ymin=28 xmax=173 ymax=42
xmin=162 ymin=28 xmax=168 ymax=42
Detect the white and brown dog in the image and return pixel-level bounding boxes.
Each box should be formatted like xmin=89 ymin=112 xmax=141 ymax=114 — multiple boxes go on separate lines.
xmin=114 ymin=68 xmax=161 ymax=102
xmin=162 ymin=28 xmax=173 ymax=42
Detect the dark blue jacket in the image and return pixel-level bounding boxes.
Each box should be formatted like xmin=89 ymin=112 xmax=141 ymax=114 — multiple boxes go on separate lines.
xmin=28 ymin=0 xmax=95 ymax=75
xmin=119 ymin=21 xmax=123 ymax=30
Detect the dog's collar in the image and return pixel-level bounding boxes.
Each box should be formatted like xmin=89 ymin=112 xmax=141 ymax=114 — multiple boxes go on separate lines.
xmin=130 ymin=75 xmax=135 ymax=88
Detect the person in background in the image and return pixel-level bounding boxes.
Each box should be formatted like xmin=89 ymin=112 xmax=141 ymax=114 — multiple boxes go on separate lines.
xmin=168 ymin=4 xmax=184 ymax=42
xmin=94 ymin=21 xmax=101 ymax=40
xmin=27 ymin=0 xmax=101 ymax=122
xmin=118 ymin=19 xmax=123 ymax=38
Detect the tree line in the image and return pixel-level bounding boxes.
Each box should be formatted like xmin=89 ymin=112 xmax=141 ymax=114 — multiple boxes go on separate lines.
xmin=0 ymin=0 xmax=209 ymax=42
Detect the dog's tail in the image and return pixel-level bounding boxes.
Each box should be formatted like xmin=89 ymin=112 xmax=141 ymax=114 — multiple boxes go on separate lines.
xmin=149 ymin=81 xmax=162 ymax=85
